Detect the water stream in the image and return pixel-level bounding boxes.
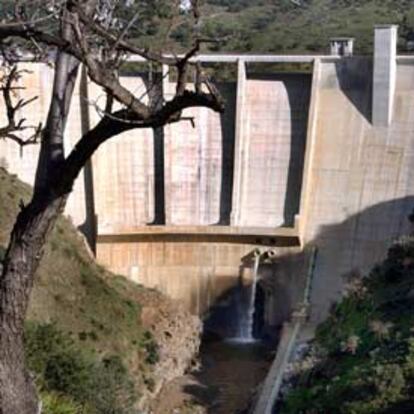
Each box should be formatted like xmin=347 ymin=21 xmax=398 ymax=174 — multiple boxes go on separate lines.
xmin=151 ymin=250 xmax=276 ymax=413
xmin=151 ymin=337 xmax=272 ymax=414
xmin=235 ymin=251 xmax=261 ymax=342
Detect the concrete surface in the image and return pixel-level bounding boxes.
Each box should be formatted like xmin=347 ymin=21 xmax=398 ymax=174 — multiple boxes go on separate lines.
xmin=373 ymin=25 xmax=398 ymax=126
xmin=302 ymin=56 xmax=414 ymax=321
xmin=232 ymin=72 xmax=310 ymax=227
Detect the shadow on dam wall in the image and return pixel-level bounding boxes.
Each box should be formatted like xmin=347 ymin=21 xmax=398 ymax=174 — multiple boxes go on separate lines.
xmin=273 ymin=195 xmax=414 ymax=325
xmin=334 ymin=57 xmax=372 ymax=123
xmin=201 ymin=195 xmax=414 ymax=342
xmin=202 ymin=275 xmax=266 ymax=340
xmin=306 ymin=195 xmax=414 ymax=321
xmin=217 ymin=82 xmax=237 ymax=226
xmin=280 ymin=73 xmax=311 ymax=227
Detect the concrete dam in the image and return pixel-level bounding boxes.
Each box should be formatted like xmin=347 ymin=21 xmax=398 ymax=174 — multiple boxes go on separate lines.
xmin=2 ymin=25 xmax=414 ymax=332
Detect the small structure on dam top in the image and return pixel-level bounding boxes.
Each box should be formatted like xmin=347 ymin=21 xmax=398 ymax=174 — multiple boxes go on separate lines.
xmin=329 ymin=37 xmax=355 ymax=57
xmin=2 ymin=25 xmax=414 ymax=332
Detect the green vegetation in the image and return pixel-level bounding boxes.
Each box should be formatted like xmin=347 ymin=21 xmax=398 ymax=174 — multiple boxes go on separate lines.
xmin=0 ymin=168 xmax=164 ymax=412
xmin=2 ymin=0 xmax=413 ymax=57
xmin=25 ymin=323 xmax=136 ymax=414
xmin=118 ymin=0 xmax=414 ymax=55
xmin=281 ymin=237 xmax=414 ymax=413
xmin=195 ymin=0 xmax=414 ymax=55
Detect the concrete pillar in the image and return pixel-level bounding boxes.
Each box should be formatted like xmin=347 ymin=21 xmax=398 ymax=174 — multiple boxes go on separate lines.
xmin=297 ymin=58 xmax=322 ymax=241
xmin=78 ymin=66 xmax=97 ymax=253
xmin=230 ymin=59 xmax=247 ymax=226
xmin=372 ymin=25 xmax=398 ymax=127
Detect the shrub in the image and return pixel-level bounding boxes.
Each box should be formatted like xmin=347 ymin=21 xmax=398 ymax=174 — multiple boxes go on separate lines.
xmin=40 ymin=391 xmax=84 ymax=414
xmin=25 ymin=322 xmax=137 ymax=414
xmin=141 ymin=330 xmax=160 ymax=365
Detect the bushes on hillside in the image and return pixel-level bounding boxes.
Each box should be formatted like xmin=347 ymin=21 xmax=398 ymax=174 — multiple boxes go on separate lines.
xmin=281 ymin=237 xmax=414 ymax=414
xmin=25 ymin=322 xmax=137 ymax=414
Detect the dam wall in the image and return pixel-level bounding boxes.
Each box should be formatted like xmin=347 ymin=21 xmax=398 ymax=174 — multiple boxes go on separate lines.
xmin=302 ymin=53 xmax=414 ymax=321
xmin=2 ymin=26 xmax=414 ymax=325
xmin=232 ymin=72 xmax=310 ymax=227
xmin=94 ymin=68 xmax=311 ymax=317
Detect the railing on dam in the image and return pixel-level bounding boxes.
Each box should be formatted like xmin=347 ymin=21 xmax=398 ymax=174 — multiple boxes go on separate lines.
xmin=127 ymin=54 xmax=332 ymax=63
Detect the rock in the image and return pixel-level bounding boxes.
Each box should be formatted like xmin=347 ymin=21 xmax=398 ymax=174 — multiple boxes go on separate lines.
xmin=137 ymin=289 xmax=202 ymax=412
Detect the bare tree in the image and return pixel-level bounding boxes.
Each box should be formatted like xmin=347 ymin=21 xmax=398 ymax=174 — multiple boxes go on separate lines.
xmin=0 ymin=1 xmax=224 ymax=413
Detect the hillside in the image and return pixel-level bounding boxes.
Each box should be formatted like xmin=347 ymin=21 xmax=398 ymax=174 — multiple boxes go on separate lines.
xmin=2 ymin=1 xmax=413 ymax=57
xmin=195 ymin=0 xmax=414 ymax=55
xmin=120 ymin=0 xmax=414 ymax=55
xmin=0 ymin=168 xmax=200 ymax=413
xmin=280 ymin=235 xmax=414 ymax=413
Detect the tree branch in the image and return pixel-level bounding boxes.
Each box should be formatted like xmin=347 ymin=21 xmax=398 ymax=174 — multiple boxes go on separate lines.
xmin=0 ymin=1 xmax=222 ymax=125
xmin=0 ymin=65 xmax=42 ymax=147
xmin=1 ymin=0 xmax=225 ymax=184
xmin=70 ymin=12 xmax=151 ymax=119
xmin=59 ymin=89 xmax=224 ymax=193
xmin=70 ymin=1 xmax=178 ymax=66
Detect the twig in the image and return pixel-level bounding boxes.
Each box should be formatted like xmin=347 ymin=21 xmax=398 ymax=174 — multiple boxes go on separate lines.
xmin=0 ymin=65 xmax=42 ymax=147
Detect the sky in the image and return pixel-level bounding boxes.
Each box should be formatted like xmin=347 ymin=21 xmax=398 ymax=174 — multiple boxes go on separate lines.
xmin=180 ymin=0 xmax=192 ymax=11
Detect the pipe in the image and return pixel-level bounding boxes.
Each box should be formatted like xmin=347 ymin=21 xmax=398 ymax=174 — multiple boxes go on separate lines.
xmin=265 ymin=249 xmax=277 ymax=260
xmin=252 ymin=321 xmax=302 ymax=414
xmin=251 ymin=246 xmax=318 ymax=414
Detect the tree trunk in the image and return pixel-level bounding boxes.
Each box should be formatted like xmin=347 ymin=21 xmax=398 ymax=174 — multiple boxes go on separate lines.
xmin=0 ymin=192 xmax=68 ymax=414
xmin=0 ymin=8 xmax=80 ymax=408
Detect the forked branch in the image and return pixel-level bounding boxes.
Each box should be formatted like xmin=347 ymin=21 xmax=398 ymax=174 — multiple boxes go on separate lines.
xmin=0 ymin=65 xmax=42 ymax=147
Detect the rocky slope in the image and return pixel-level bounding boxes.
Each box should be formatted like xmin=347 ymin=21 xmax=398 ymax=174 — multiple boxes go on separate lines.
xmin=0 ymin=167 xmax=201 ymax=412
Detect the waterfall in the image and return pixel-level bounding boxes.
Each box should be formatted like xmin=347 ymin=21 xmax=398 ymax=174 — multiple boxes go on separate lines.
xmin=246 ymin=252 xmax=261 ymax=340
xmin=235 ymin=251 xmax=261 ymax=343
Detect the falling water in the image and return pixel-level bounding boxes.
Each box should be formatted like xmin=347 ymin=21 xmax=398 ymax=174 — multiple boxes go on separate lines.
xmin=234 ymin=251 xmax=261 ymax=343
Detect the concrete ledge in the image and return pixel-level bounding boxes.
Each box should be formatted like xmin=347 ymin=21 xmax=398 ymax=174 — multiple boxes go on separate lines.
xmin=397 ymin=56 xmax=414 ymax=64
xmin=97 ymin=226 xmax=300 ymax=246
xmin=127 ymin=54 xmax=330 ymax=63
